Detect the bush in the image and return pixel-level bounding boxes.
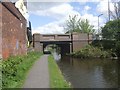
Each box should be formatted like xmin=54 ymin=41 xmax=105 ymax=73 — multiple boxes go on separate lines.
xmin=92 ymin=40 xmax=116 ymax=50
xmin=2 ymin=52 xmax=42 ymax=88
xmin=72 ymin=45 xmax=111 ymax=58
xmin=115 ymin=41 xmax=120 ymax=57
xmin=92 ymin=40 xmax=120 ymax=57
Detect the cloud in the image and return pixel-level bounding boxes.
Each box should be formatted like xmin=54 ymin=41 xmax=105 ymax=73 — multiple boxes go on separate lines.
xmin=28 ymin=3 xmax=80 ymax=20
xmin=28 ymin=2 xmax=64 ymax=12
xmin=96 ymin=0 xmax=115 ymax=17
xmin=78 ymin=0 xmax=101 ymax=5
xmin=30 ymin=3 xmax=81 ymax=34
xmin=81 ymin=5 xmax=92 ymax=14
xmin=32 ymin=13 xmax=105 ymax=34
xmin=32 ymin=21 xmax=65 ymax=34
xmin=84 ymin=6 xmax=91 ymax=11
xmin=29 ymin=2 xmax=106 ymax=34
xmin=35 ymin=3 xmax=73 ymax=19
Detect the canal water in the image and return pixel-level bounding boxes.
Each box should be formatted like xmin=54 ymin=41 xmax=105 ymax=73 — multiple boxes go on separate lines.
xmin=53 ymin=52 xmax=119 ymax=88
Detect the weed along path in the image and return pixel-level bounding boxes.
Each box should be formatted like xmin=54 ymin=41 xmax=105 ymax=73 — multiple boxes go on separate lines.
xmin=23 ymin=55 xmax=49 ymax=88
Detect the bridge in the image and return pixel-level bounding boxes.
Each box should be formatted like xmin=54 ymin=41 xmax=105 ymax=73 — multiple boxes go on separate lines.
xmin=33 ymin=33 xmax=93 ymax=54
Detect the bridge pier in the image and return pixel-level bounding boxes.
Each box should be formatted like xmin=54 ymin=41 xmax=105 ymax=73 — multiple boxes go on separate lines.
xmin=72 ymin=33 xmax=92 ymax=52
xmin=33 ymin=42 xmax=43 ymax=52
xmin=70 ymin=43 xmax=73 ymax=54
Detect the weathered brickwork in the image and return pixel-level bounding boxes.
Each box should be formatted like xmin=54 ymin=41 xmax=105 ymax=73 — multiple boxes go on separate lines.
xmin=0 ymin=2 xmax=27 ymax=59
xmin=72 ymin=33 xmax=92 ymax=52
xmin=0 ymin=3 xmax=2 ymax=59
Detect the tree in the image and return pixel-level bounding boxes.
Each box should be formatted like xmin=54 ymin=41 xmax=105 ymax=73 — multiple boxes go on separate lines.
xmin=65 ymin=15 xmax=81 ymax=33
xmin=102 ymin=19 xmax=120 ymax=57
xmin=65 ymin=15 xmax=94 ymax=34
xmin=102 ymin=19 xmax=120 ymax=40
xmin=110 ymin=1 xmax=120 ymax=20
xmin=78 ymin=19 xmax=94 ymax=34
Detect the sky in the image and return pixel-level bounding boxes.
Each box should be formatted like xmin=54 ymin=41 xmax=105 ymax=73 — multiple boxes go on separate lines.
xmin=24 ymin=0 xmax=119 ymax=34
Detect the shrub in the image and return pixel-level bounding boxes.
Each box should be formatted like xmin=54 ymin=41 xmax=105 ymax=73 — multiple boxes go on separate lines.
xmin=2 ymin=52 xmax=42 ymax=88
xmin=72 ymin=45 xmax=111 ymax=58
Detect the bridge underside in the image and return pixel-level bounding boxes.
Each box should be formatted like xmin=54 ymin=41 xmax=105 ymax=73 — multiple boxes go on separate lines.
xmin=34 ymin=41 xmax=72 ymax=55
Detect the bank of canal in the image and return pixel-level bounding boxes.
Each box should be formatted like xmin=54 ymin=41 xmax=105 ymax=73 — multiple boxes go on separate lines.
xmin=48 ymin=55 xmax=71 ymax=88
xmin=53 ymin=52 xmax=119 ymax=88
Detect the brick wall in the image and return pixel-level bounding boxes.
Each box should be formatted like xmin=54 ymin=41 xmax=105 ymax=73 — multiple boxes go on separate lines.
xmin=72 ymin=33 xmax=93 ymax=52
xmin=1 ymin=2 xmax=27 ymax=59
xmin=0 ymin=3 xmax=2 ymax=59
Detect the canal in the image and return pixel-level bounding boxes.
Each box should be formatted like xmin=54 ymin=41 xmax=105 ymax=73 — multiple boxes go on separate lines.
xmin=53 ymin=52 xmax=119 ymax=88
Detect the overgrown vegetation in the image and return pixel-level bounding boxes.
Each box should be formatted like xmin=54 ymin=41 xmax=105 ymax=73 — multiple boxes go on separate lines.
xmin=2 ymin=52 xmax=42 ymax=88
xmin=71 ymin=45 xmax=112 ymax=58
xmin=48 ymin=55 xmax=71 ymax=88
xmin=101 ymin=19 xmax=120 ymax=57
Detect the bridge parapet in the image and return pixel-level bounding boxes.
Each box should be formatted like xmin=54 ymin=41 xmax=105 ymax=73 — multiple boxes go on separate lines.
xmin=33 ymin=33 xmax=71 ymax=42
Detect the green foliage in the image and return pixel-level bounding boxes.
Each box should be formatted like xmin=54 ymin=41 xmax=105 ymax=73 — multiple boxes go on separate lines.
xmin=48 ymin=55 xmax=71 ymax=88
xmin=115 ymin=41 xmax=120 ymax=57
xmin=92 ymin=40 xmax=116 ymax=50
xmin=102 ymin=19 xmax=120 ymax=40
xmin=72 ymin=45 xmax=111 ymax=58
xmin=102 ymin=19 xmax=120 ymax=57
xmin=78 ymin=19 xmax=95 ymax=34
xmin=2 ymin=52 xmax=42 ymax=88
xmin=65 ymin=15 xmax=81 ymax=33
xmin=65 ymin=15 xmax=94 ymax=34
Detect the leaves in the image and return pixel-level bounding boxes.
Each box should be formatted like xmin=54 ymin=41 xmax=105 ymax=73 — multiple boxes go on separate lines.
xmin=2 ymin=52 xmax=42 ymax=88
xmin=65 ymin=15 xmax=81 ymax=33
xmin=102 ymin=19 xmax=120 ymax=40
xmin=78 ymin=19 xmax=94 ymax=34
xmin=65 ymin=15 xmax=94 ymax=34
xmin=72 ymin=45 xmax=111 ymax=58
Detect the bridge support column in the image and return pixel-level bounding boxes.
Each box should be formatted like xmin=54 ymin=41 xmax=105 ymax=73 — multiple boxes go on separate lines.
xmin=34 ymin=42 xmax=43 ymax=52
xmin=70 ymin=43 xmax=73 ymax=54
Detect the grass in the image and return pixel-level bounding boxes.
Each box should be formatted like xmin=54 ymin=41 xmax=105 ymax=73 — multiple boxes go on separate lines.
xmin=48 ymin=55 xmax=71 ymax=88
xmin=2 ymin=52 xmax=42 ymax=88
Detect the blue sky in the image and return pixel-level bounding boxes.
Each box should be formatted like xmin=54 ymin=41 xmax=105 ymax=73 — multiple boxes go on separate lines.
xmin=26 ymin=0 xmax=117 ymax=34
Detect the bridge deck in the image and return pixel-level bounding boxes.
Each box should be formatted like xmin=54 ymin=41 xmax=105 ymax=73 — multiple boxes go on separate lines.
xmin=33 ymin=34 xmax=72 ymax=42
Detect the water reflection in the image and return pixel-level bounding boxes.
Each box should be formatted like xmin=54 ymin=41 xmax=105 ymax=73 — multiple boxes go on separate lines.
xmin=55 ymin=55 xmax=119 ymax=88
xmin=52 ymin=52 xmax=61 ymax=61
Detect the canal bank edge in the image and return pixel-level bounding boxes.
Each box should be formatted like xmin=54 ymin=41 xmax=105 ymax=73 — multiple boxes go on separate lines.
xmin=48 ymin=55 xmax=72 ymax=88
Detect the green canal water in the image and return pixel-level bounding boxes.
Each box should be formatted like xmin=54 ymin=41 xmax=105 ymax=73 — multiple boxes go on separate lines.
xmin=53 ymin=52 xmax=119 ymax=88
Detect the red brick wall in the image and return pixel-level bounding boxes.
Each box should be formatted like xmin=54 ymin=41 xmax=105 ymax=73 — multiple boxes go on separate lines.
xmin=0 ymin=3 xmax=2 ymax=59
xmin=1 ymin=2 xmax=27 ymax=59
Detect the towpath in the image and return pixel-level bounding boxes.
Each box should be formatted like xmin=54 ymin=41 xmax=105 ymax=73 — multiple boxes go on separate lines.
xmin=23 ymin=55 xmax=49 ymax=88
